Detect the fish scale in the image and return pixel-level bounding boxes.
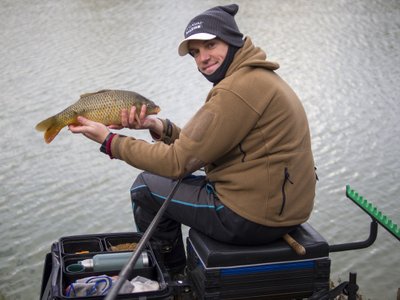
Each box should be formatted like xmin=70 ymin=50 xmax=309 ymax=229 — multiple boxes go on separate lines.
xmin=35 ymin=89 xmax=161 ymax=144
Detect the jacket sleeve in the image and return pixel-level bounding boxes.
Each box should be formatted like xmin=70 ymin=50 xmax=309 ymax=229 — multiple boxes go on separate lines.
xmin=110 ymin=88 xmax=260 ymax=178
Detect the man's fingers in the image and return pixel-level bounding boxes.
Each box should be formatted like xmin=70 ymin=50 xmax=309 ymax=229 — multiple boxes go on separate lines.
xmin=76 ymin=116 xmax=85 ymax=124
xmin=108 ymin=125 xmax=123 ymax=130
xmin=140 ymin=105 xmax=147 ymax=120
xmin=128 ymin=106 xmax=137 ymax=126
xmin=76 ymin=116 xmax=92 ymax=125
xmin=120 ymin=106 xmax=147 ymax=129
xmin=69 ymin=117 xmax=89 ymax=133
xmin=135 ymin=113 xmax=141 ymax=126
xmin=121 ymin=108 xmax=128 ymax=127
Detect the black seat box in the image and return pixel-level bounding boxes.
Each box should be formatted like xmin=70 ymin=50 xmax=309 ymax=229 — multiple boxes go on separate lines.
xmin=186 ymin=223 xmax=331 ymax=299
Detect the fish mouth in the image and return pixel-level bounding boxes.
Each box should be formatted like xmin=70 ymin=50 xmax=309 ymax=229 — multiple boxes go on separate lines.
xmin=151 ymin=106 xmax=161 ymax=114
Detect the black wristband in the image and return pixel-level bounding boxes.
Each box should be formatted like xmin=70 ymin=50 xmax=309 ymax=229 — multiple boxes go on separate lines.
xmin=165 ymin=119 xmax=173 ymax=138
xmin=163 ymin=119 xmax=173 ymax=144
xmin=100 ymin=132 xmax=114 ymax=154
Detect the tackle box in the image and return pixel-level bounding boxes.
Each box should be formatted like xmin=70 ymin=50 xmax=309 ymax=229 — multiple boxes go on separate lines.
xmin=186 ymin=223 xmax=331 ymax=299
xmin=40 ymin=232 xmax=172 ymax=300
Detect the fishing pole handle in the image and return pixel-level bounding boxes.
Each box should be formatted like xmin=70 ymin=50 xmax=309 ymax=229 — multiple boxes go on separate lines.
xmin=105 ymin=178 xmax=183 ymax=300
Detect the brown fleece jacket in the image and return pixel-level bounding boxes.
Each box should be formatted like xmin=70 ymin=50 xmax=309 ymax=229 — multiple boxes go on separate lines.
xmin=111 ymin=37 xmax=316 ymax=227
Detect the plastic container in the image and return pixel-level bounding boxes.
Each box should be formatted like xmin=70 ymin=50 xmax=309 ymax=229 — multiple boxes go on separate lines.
xmin=40 ymin=232 xmax=173 ymax=299
xmin=62 ymin=238 xmax=103 ymax=254
xmin=66 ymin=251 xmax=149 ymax=273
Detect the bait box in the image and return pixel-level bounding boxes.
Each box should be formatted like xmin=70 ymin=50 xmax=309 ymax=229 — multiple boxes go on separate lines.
xmin=186 ymin=223 xmax=331 ymax=299
xmin=61 ymin=237 xmax=103 ymax=254
xmin=40 ymin=232 xmax=172 ymax=300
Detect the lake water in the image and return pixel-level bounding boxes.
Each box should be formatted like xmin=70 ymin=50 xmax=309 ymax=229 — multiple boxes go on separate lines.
xmin=1 ymin=0 xmax=399 ymax=299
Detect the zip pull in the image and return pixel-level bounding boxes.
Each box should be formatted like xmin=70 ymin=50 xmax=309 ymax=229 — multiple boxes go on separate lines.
xmin=284 ymin=167 xmax=294 ymax=184
xmin=279 ymin=167 xmax=294 ymax=216
xmin=315 ymin=166 xmax=319 ymax=181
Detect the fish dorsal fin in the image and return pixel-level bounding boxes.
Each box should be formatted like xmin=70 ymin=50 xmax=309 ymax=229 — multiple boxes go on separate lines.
xmin=80 ymin=89 xmax=112 ymax=98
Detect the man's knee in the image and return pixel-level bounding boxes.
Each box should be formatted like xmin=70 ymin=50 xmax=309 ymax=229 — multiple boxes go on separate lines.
xmin=130 ymin=173 xmax=156 ymax=209
xmin=133 ymin=205 xmax=154 ymax=232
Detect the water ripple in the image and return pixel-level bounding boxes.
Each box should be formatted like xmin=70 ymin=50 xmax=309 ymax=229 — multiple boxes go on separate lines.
xmin=1 ymin=1 xmax=399 ymax=299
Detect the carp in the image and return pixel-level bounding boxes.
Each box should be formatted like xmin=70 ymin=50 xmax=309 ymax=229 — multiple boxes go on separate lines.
xmin=35 ymin=89 xmax=161 ymax=143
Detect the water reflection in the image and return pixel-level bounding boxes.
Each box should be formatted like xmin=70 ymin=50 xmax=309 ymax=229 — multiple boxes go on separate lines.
xmin=1 ymin=0 xmax=399 ymax=299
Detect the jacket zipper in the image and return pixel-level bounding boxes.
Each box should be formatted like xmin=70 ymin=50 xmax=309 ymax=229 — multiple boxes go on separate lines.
xmin=279 ymin=167 xmax=294 ymax=216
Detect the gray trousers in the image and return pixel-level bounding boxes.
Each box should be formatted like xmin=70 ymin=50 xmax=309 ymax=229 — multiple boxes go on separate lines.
xmin=130 ymin=172 xmax=297 ymax=268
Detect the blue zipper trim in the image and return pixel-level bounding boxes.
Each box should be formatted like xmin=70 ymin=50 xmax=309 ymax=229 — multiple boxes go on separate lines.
xmin=221 ymin=261 xmax=315 ymax=276
xmin=131 ymin=184 xmax=147 ymax=191
xmin=152 ymin=192 xmax=224 ymax=210
xmin=131 ymin=185 xmax=224 ymax=210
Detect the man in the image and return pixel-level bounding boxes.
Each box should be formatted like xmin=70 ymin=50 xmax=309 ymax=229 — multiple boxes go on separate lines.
xmin=69 ymin=4 xmax=317 ymax=275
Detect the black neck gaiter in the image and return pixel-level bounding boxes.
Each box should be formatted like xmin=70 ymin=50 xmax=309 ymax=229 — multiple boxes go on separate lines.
xmin=201 ymin=45 xmax=240 ymax=85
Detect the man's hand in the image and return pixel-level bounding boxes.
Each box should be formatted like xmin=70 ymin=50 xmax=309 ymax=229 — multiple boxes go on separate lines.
xmin=68 ymin=116 xmax=110 ymax=144
xmin=108 ymin=105 xmax=155 ymax=130
xmin=108 ymin=105 xmax=164 ymax=138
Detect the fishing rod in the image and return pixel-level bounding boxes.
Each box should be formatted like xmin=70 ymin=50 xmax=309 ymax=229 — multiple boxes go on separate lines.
xmin=104 ymin=178 xmax=183 ymax=300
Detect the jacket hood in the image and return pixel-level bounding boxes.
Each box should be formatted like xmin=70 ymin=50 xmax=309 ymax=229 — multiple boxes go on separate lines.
xmin=226 ymin=37 xmax=279 ymax=77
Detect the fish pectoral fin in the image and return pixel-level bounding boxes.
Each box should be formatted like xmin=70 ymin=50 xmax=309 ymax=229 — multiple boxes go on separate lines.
xmin=71 ymin=108 xmax=84 ymax=119
xmin=80 ymin=89 xmax=111 ymax=98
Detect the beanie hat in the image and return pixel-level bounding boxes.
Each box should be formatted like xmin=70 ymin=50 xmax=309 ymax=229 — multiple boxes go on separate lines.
xmin=178 ymin=4 xmax=244 ymax=56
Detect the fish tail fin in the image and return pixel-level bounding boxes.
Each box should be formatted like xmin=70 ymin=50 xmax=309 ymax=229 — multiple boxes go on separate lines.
xmin=35 ymin=116 xmax=63 ymax=144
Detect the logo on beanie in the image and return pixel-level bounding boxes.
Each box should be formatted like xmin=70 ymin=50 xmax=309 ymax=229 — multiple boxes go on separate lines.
xmin=185 ymin=21 xmax=203 ymax=37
